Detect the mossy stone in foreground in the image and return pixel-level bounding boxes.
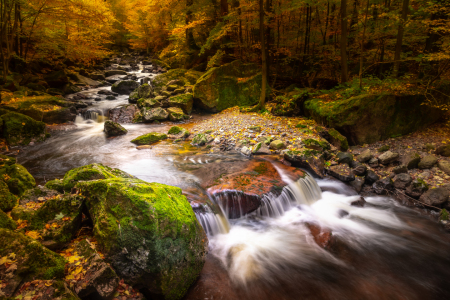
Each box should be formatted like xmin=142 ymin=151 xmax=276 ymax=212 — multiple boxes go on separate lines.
xmin=62 ymin=163 xmax=134 ymax=192
xmin=131 ymin=132 xmax=167 ymax=145
xmin=45 ymin=179 xmax=65 ymax=193
xmin=0 ymin=209 xmax=17 ymax=230
xmin=168 ymin=93 xmax=194 ymax=114
xmin=0 ymin=109 xmax=47 ymax=146
xmin=77 ymin=178 xmax=208 ymax=300
xmin=168 ymin=126 xmax=183 ymax=135
xmin=104 ymin=120 xmax=128 ymax=137
xmin=167 ymin=107 xmax=186 ymax=122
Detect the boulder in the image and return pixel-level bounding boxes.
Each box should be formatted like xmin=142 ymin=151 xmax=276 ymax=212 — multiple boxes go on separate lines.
xmin=0 ymin=155 xmax=36 ymax=196
xmin=44 ymin=179 xmax=64 ymax=193
xmin=327 ymin=128 xmax=349 ymax=151
xmin=168 ymin=107 xmax=186 ymax=122
xmin=393 ymin=165 xmax=408 ymax=174
xmin=270 ymin=89 xmax=309 ymax=116
xmin=368 ymin=157 xmax=379 ymax=168
xmin=378 ymin=151 xmax=399 ymax=165
xmin=76 ymin=178 xmax=208 ymax=300
xmin=90 ymin=74 xmax=106 ymax=81
xmin=44 ymin=70 xmax=69 ymax=88
xmin=193 ymin=60 xmax=269 ymax=111
xmin=63 ymin=83 xmax=82 ymax=95
xmin=438 ymin=161 xmax=450 ymax=175
xmin=131 ymin=132 xmax=167 ymax=145
xmin=142 ymin=107 xmax=169 ymax=122
xmin=269 ymin=140 xmax=286 ymax=150
xmin=436 ymin=145 xmax=450 ymax=157
xmin=138 ymin=98 xmax=161 ymax=109
xmin=393 ymin=173 xmax=412 ymax=189
xmin=284 ymin=149 xmax=325 ymax=178
xmin=405 ymin=179 xmax=429 ymax=199
xmin=18 ymin=186 xmax=59 ymax=206
xmin=168 ymin=93 xmax=194 ymax=114
xmin=0 ymin=110 xmax=47 ymax=146
xmin=168 ymin=126 xmax=190 ymax=139
xmin=349 ymin=177 xmax=364 ymax=193
xmin=401 ymin=152 xmax=420 ymax=170
xmin=109 ymin=104 xmax=142 ymax=124
xmin=419 ymin=188 xmax=450 ymax=207
xmin=105 ymin=70 xmax=127 ymax=77
xmin=365 ymin=170 xmax=379 ymax=185
xmin=11 ymin=194 xmax=84 ymax=250
xmin=111 ymin=80 xmax=139 ymax=95
xmin=74 ymin=74 xmax=102 ymax=87
xmin=336 ymin=152 xmax=353 ymax=165
xmin=327 ymin=165 xmax=355 ymax=182
xmin=418 ymin=155 xmax=438 ymax=169
xmin=0 ymin=180 xmax=18 ymax=211
xmin=0 ymin=209 xmax=16 ymax=230
xmin=152 ymin=69 xmax=202 ymax=94
xmin=303 ymin=138 xmax=330 ymax=151
xmin=135 ymin=83 xmax=153 ymax=99
xmin=373 ymin=178 xmax=394 ymax=195
xmin=252 ymin=142 xmax=271 ymax=155
xmin=357 ymin=149 xmax=373 ymax=163
xmin=352 ymin=165 xmax=367 ymax=176
xmin=104 ymin=120 xmax=128 ymax=137
xmin=304 ymin=93 xmax=444 ymax=145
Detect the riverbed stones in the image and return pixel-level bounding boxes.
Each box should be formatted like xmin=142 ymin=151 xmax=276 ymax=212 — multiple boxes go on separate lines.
xmin=104 ymin=120 xmax=128 ymax=137
xmin=378 ymin=151 xmax=399 ymax=165
xmin=393 ymin=165 xmax=408 ymax=174
xmin=336 ymin=152 xmax=353 ymax=165
xmin=436 ymin=145 xmax=450 ymax=157
xmin=373 ymin=178 xmax=394 ymax=195
xmin=76 ymin=178 xmax=208 ymax=300
xmin=357 ymin=149 xmax=373 ymax=163
xmin=143 ymin=107 xmax=169 ymax=122
xmin=284 ymin=149 xmax=325 ymax=178
xmin=111 ymin=80 xmax=139 ymax=95
xmin=109 ymin=104 xmax=141 ymax=123
xmin=405 ymin=179 xmax=429 ymax=199
xmin=131 ymin=132 xmax=167 ymax=145
xmin=393 ymin=173 xmax=412 ymax=189
xmin=327 ymin=165 xmax=355 ymax=182
xmin=368 ymin=157 xmax=379 ymax=168
xmin=419 ymin=188 xmax=450 ymax=207
xmin=365 ymin=170 xmax=379 ymax=185
xmin=352 ymin=165 xmax=367 ymax=176
xmin=438 ymin=161 xmax=450 ymax=175
xmin=418 ymin=155 xmax=438 ymax=169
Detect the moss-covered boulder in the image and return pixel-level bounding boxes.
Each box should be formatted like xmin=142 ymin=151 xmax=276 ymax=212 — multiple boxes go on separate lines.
xmin=131 ymin=132 xmax=167 ymax=145
xmin=192 ymin=133 xmax=213 ymax=146
xmin=44 ymin=70 xmax=69 ymax=88
xmin=168 ymin=107 xmax=187 ymax=122
xmin=104 ymin=120 xmax=128 ymax=137
xmin=168 ymin=126 xmax=190 ymax=139
xmin=45 ymin=179 xmax=65 ymax=193
xmin=62 ymin=163 xmax=134 ymax=192
xmin=1 ymin=95 xmax=76 ymax=124
xmin=303 ymin=138 xmax=331 ymax=151
xmin=0 ymin=109 xmax=47 ymax=146
xmin=271 ymin=89 xmax=309 ymax=116
xmin=11 ymin=194 xmax=84 ymax=250
xmin=0 ymin=209 xmax=16 ymax=230
xmin=76 ymin=178 xmax=207 ymax=300
xmin=142 ymin=107 xmax=169 ymax=122
xmin=304 ymin=93 xmax=444 ymax=145
xmin=0 ymin=229 xmax=66 ymax=297
xmin=193 ymin=60 xmax=270 ymax=112
xmin=152 ymin=69 xmax=203 ymax=94
xmin=0 ymin=180 xmax=18 ymax=211
xmin=327 ymin=128 xmax=349 ymax=151
xmin=0 ymin=156 xmax=36 ymax=196
xmin=284 ymin=149 xmax=325 ymax=178
xmin=111 ymin=80 xmax=139 ymax=95
xmin=134 ymin=83 xmax=153 ymax=99
xmin=137 ymin=98 xmax=161 ymax=109
xmin=168 ymin=93 xmax=194 ymax=114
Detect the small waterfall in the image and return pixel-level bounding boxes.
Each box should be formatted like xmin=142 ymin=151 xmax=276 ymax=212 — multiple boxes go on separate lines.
xmin=210 ymin=190 xmax=261 ymax=219
xmin=82 ymin=109 xmax=105 ymax=122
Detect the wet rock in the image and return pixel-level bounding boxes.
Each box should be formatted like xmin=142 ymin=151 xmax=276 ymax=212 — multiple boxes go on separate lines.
xmin=405 ymin=179 xmax=429 ymax=199
xmin=104 ymin=120 xmax=128 ymax=137
xmin=241 ymin=146 xmax=252 ymax=156
xmin=352 ymin=165 xmax=367 ymax=176
xmin=349 ymin=177 xmax=365 ymax=193
xmin=336 ymin=152 xmax=353 ymax=165
xmin=111 ymin=80 xmax=139 ymax=95
xmin=393 ymin=165 xmax=408 ymax=174
xmin=305 ymin=223 xmax=333 ymax=249
xmin=109 ymin=104 xmax=142 ymax=124
xmin=192 ymin=133 xmax=213 ymax=146
xmin=284 ymin=149 xmax=325 ymax=178
xmin=393 ymin=173 xmax=412 ymax=189
xmin=136 ymin=145 xmax=152 ymax=150
xmin=365 ymin=170 xmax=380 ymax=185
xmin=419 ymin=188 xmax=450 ymax=207
xmin=168 ymin=126 xmax=190 ymax=139
xmin=131 ymin=132 xmax=167 ymax=145
xmin=327 ymin=165 xmax=355 ymax=182
xmin=142 ymin=107 xmax=169 ymax=122
xmin=357 ymin=149 xmax=373 ymax=163
xmin=378 ymin=151 xmax=399 ymax=165
xmin=438 ymin=161 xmax=450 ymax=175
xmin=167 ymin=107 xmax=187 ymax=122
xmin=418 ymin=155 xmax=438 ymax=169
xmin=269 ymin=140 xmax=286 ymax=150
xmin=105 ymin=70 xmax=127 ymax=77
xmin=105 ymin=95 xmax=116 ymax=100
xmin=77 ymin=178 xmax=208 ymax=300
xmin=351 ymin=196 xmax=366 ymax=207
xmin=368 ymin=157 xmax=379 ymax=168
xmin=436 ymin=145 xmax=450 ymax=157
xmin=373 ymin=178 xmax=394 ymax=195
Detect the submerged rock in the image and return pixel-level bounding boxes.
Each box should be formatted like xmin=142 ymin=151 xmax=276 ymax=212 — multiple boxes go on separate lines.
xmin=104 ymin=120 xmax=128 ymax=137
xmin=77 ymin=178 xmax=208 ymax=300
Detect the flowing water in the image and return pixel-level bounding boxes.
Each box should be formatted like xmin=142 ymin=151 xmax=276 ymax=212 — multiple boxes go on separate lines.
xmin=17 ymin=63 xmax=450 ymax=300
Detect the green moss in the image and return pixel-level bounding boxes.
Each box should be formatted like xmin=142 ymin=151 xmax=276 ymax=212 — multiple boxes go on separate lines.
xmin=168 ymin=126 xmax=183 ymax=135
xmin=254 ymin=163 xmax=268 ymax=175
xmin=252 ymin=142 xmax=262 ymax=154
xmin=131 ymin=132 xmax=167 ymax=145
xmin=0 ymin=162 xmax=36 ymax=196
xmin=192 ymin=133 xmax=208 ymax=146
xmin=44 ymin=179 xmax=63 ymax=193
xmin=0 ymin=209 xmax=17 ymax=230
xmin=378 ymin=145 xmax=390 ymax=152
xmin=0 ymin=110 xmax=47 ymax=146
xmin=441 ymin=208 xmax=450 ymax=221
xmin=304 ymin=138 xmax=331 ymax=150
xmin=296 ymin=124 xmax=307 ymax=129
xmin=328 ymin=128 xmax=349 ymax=151
xmin=167 ymin=107 xmax=186 ymax=121
xmin=168 ymin=93 xmax=194 ymax=114
xmin=0 ymin=180 xmax=18 ymax=211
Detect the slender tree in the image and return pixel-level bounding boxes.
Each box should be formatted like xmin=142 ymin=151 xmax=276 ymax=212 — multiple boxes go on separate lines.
xmin=393 ymin=0 xmax=410 ymax=77
xmin=340 ymin=0 xmax=349 ymax=83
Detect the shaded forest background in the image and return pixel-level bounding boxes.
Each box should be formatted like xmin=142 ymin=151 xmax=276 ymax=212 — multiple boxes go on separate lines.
xmin=1 ymin=0 xmax=450 ymax=110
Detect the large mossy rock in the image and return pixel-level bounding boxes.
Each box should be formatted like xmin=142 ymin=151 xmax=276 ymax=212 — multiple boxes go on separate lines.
xmin=0 ymin=109 xmax=47 ymax=146
xmin=111 ymin=80 xmax=139 ymax=95
xmin=142 ymin=107 xmax=169 ymax=122
xmin=0 ymin=209 xmax=16 ymax=230
xmin=131 ymin=132 xmax=167 ymax=145
xmin=167 ymin=107 xmax=187 ymax=122
xmin=61 ymin=163 xmax=134 ymax=192
xmin=76 ymin=178 xmax=208 ymax=300
xmin=1 ymin=94 xmax=76 ymax=124
xmin=168 ymin=93 xmax=194 ymax=114
xmin=44 ymin=70 xmax=69 ymax=88
xmin=0 ymin=180 xmax=18 ymax=211
xmin=193 ymin=60 xmax=269 ymax=112
xmin=11 ymin=193 xmax=84 ymax=250
xmin=104 ymin=120 xmax=128 ymax=137
xmin=152 ymin=69 xmax=203 ymax=93
xmin=0 ymin=229 xmax=67 ymax=297
xmin=304 ymin=93 xmax=444 ymax=145
xmin=0 ymin=154 xmax=36 ymax=196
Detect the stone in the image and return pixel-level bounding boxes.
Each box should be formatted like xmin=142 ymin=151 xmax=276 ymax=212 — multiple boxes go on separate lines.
xmin=18 ymin=186 xmax=59 ymax=205
xmin=393 ymin=173 xmax=412 ymax=189
xmin=152 ymin=69 xmax=202 ymax=94
xmin=284 ymin=149 xmax=325 ymax=178
xmin=270 ymin=140 xmax=286 ymax=150
xmin=111 ymin=80 xmax=139 ymax=95
xmin=74 ymin=73 xmax=102 ymax=87
xmin=393 ymin=165 xmax=408 ymax=174
xmin=373 ymin=178 xmax=394 ymax=195
xmin=378 ymin=145 xmax=390 ymax=152
xmin=167 ymin=79 xmax=184 ymax=86
xmin=167 ymin=107 xmax=186 ymax=122
xmin=0 ymin=209 xmax=16 ymax=230
xmin=76 ymin=178 xmax=207 ymax=300
xmin=168 ymin=93 xmax=194 ymax=114
xmin=193 ymin=60 xmax=269 ymax=112
xmin=357 ymin=149 xmax=373 ymax=163
xmin=378 ymin=151 xmax=399 ymax=165
xmin=349 ymin=177 xmax=365 ymax=193
xmin=350 ymin=196 xmax=366 ymax=207
xmin=0 ymin=155 xmax=36 ymax=197
xmin=352 ymin=165 xmax=367 ymax=176
xmin=252 ymin=142 xmax=271 ymax=155
xmin=105 ymin=70 xmax=127 ymax=77
xmin=327 ymin=165 xmax=355 ymax=182
xmin=136 ymin=83 xmax=153 ymax=99
xmin=105 ymin=95 xmax=116 ymax=100
xmin=104 ymin=120 xmax=128 ymax=137
xmin=405 ymin=179 xmax=429 ymax=199
xmin=142 ymin=107 xmax=169 ymax=122
xmin=0 ymin=180 xmax=18 ymax=212
xmin=438 ymin=161 xmax=450 ymax=175
xmin=327 ymin=128 xmax=349 ymax=151
xmin=419 ymin=188 xmax=450 ymax=207
xmin=131 ymin=132 xmax=168 ymax=145
xmin=192 ymin=133 xmax=213 ymax=146
xmin=365 ymin=170 xmax=379 ymax=185
xmin=241 ymin=146 xmax=252 ymax=156
xmin=418 ymin=155 xmax=438 ymax=169
xmin=336 ymin=152 xmax=353 ymax=165
xmin=303 ymin=138 xmax=331 ymax=151
xmin=304 ymin=93 xmax=444 ymax=145
xmin=109 ymin=104 xmax=142 ymax=124
xmin=368 ymin=157 xmax=379 ymax=168
xmin=270 ymin=89 xmax=309 ymax=117
xmin=90 ymin=73 xmax=106 ymax=81
xmin=436 ymin=145 xmax=450 ymax=157
xmin=44 ymin=70 xmax=69 ymax=88
xmin=138 ymin=98 xmax=161 ymax=109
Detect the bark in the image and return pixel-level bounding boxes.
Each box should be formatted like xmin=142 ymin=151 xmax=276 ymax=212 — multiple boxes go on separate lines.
xmin=259 ymin=0 xmax=267 ymax=109
xmin=340 ymin=0 xmax=349 ymax=83
xmin=393 ymin=0 xmax=410 ymax=77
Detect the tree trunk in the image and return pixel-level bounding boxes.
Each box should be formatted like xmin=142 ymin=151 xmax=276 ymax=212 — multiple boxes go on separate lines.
xmin=259 ymin=0 xmax=267 ymax=109
xmin=359 ymin=0 xmax=370 ymax=89
xmin=340 ymin=0 xmax=349 ymax=83
xmin=186 ymin=0 xmax=199 ymax=50
xmin=393 ymin=0 xmax=410 ymax=77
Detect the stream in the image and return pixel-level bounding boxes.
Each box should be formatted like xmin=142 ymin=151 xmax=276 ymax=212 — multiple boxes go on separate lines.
xmin=17 ymin=63 xmax=450 ymax=300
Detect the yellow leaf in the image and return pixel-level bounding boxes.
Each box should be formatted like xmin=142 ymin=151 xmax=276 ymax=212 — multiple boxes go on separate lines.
xmin=68 ymin=255 xmax=82 ymax=264
xmin=22 ymin=123 xmax=25 ymax=126
xmin=72 ymin=266 xmax=83 ymax=275
xmin=25 ymin=231 xmax=42 ymax=240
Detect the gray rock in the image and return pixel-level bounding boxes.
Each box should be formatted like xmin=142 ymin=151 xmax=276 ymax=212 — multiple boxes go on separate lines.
xmin=357 ymin=149 xmax=373 ymax=163
xmin=378 ymin=151 xmax=399 ymax=165
xmin=418 ymin=171 xmax=431 ymax=179
xmin=393 ymin=173 xmax=412 ymax=189
xmin=418 ymin=155 xmax=438 ymax=169
xmin=393 ymin=165 xmax=408 ymax=174
xmin=368 ymin=157 xmax=379 ymax=168
xmin=104 ymin=120 xmax=128 ymax=137
xmin=401 ymin=152 xmax=421 ymax=169
xmin=419 ymin=188 xmax=450 ymax=207
xmin=111 ymin=80 xmax=139 ymax=95
xmin=436 ymin=145 xmax=450 ymax=157
xmin=327 ymin=165 xmax=355 ymax=182
xmin=350 ymin=196 xmax=366 ymax=207
xmin=438 ymin=161 xmax=450 ymax=175
xmin=241 ymin=146 xmax=252 ymax=156
xmin=352 ymin=165 xmax=367 ymax=176
xmin=365 ymin=170 xmax=379 ymax=185
xmin=373 ymin=178 xmax=394 ymax=195
xmin=336 ymin=152 xmax=353 ymax=165
xmin=349 ymin=177 xmax=365 ymax=193
xmin=405 ymin=179 xmax=429 ymax=199
xmin=142 ymin=107 xmax=169 ymax=122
